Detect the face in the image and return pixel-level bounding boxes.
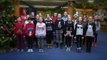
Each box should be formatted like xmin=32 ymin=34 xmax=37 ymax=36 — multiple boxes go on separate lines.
xmin=23 ymin=9 xmax=26 ymax=15
xmin=68 ymin=16 xmax=72 ymax=21
xmin=78 ymin=17 xmax=82 ymax=22
xmin=64 ymin=12 xmax=67 ymax=16
xmin=17 ymin=17 xmax=21 ymax=22
xmin=88 ymin=16 xmax=93 ymax=22
xmin=27 ymin=15 xmax=30 ymax=19
xmin=54 ymin=13 xmax=57 ymax=17
xmin=39 ymin=13 xmax=42 ymax=17
xmin=39 ymin=17 xmax=43 ymax=23
xmin=46 ymin=14 xmax=50 ymax=19
xmin=68 ymin=14 xmax=71 ymax=18
xmin=36 ymin=15 xmax=39 ymax=19
xmin=58 ymin=14 xmax=61 ymax=19
xmin=31 ymin=12 xmax=34 ymax=16
xmin=74 ymin=15 xmax=78 ymax=19
xmin=83 ymin=17 xmax=87 ymax=22
xmin=83 ymin=18 xmax=87 ymax=22
xmin=94 ymin=16 xmax=98 ymax=20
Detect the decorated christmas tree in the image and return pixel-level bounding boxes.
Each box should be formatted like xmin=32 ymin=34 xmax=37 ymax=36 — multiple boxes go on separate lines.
xmin=0 ymin=0 xmax=16 ymax=53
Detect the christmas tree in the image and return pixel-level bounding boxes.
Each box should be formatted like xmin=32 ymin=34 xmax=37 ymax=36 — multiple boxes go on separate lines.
xmin=0 ymin=0 xmax=16 ymax=53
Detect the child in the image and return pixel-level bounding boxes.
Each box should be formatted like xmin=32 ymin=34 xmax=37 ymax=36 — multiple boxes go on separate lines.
xmin=52 ymin=13 xmax=57 ymax=24
xmin=82 ymin=16 xmax=88 ymax=45
xmin=24 ymin=18 xmax=35 ymax=52
xmin=93 ymin=16 xmax=100 ymax=46
xmin=72 ymin=15 xmax=78 ymax=44
xmin=21 ymin=9 xmax=27 ymax=22
xmin=52 ymin=13 xmax=58 ymax=45
xmin=64 ymin=16 xmax=74 ymax=51
xmin=45 ymin=14 xmax=53 ymax=48
xmin=33 ymin=14 xmax=40 ymax=48
xmin=84 ymin=16 xmax=96 ymax=53
xmin=35 ymin=17 xmax=46 ymax=52
xmin=13 ymin=16 xmax=24 ymax=52
xmin=74 ymin=16 xmax=84 ymax=52
xmin=61 ymin=12 xmax=68 ymax=47
xmin=55 ymin=14 xmax=64 ymax=48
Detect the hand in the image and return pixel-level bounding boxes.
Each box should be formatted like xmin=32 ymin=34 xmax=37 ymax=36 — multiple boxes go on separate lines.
xmin=23 ymin=36 xmax=25 ymax=38
xmin=43 ymin=34 xmax=46 ymax=37
xmin=71 ymin=35 xmax=73 ymax=37
xmin=74 ymin=37 xmax=76 ymax=39
xmin=61 ymin=30 xmax=63 ymax=33
xmin=82 ymin=37 xmax=84 ymax=40
xmin=13 ymin=35 xmax=16 ymax=38
xmin=64 ymin=34 xmax=67 ymax=37
xmin=35 ymin=34 xmax=38 ymax=36
xmin=93 ymin=35 xmax=95 ymax=37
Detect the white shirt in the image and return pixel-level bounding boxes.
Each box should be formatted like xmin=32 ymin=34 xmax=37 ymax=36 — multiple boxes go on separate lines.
xmin=86 ymin=25 xmax=93 ymax=37
xmin=76 ymin=24 xmax=83 ymax=35
xmin=24 ymin=20 xmax=33 ymax=27
xmin=35 ymin=22 xmax=46 ymax=36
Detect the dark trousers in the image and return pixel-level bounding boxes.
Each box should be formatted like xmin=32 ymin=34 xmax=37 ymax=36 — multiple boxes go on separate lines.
xmin=46 ymin=31 xmax=53 ymax=44
xmin=26 ymin=37 xmax=34 ymax=49
xmin=15 ymin=35 xmax=24 ymax=49
xmin=95 ymin=33 xmax=98 ymax=43
xmin=34 ymin=36 xmax=38 ymax=47
xmin=76 ymin=35 xmax=82 ymax=48
xmin=65 ymin=36 xmax=72 ymax=47
xmin=86 ymin=36 xmax=94 ymax=52
xmin=82 ymin=37 xmax=86 ymax=45
xmin=61 ymin=32 xmax=65 ymax=47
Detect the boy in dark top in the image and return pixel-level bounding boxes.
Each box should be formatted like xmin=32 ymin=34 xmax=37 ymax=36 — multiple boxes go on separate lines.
xmin=55 ymin=14 xmax=64 ymax=48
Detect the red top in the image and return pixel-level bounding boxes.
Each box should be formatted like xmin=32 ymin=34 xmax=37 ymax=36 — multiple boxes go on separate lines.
xmin=52 ymin=17 xmax=57 ymax=24
xmin=21 ymin=15 xmax=27 ymax=22
xmin=24 ymin=23 xmax=35 ymax=38
xmin=13 ymin=22 xmax=24 ymax=35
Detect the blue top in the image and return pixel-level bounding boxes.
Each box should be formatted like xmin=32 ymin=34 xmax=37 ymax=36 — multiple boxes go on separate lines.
xmin=61 ymin=16 xmax=68 ymax=25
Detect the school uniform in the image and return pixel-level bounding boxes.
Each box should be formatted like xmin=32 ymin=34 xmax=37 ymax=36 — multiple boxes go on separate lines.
xmin=84 ymin=22 xmax=96 ymax=52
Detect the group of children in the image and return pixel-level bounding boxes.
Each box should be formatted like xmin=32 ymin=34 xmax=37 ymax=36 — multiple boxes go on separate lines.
xmin=13 ymin=11 xmax=100 ymax=53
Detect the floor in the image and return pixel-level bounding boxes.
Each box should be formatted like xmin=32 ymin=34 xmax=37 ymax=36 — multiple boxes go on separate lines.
xmin=0 ymin=32 xmax=107 ymax=60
